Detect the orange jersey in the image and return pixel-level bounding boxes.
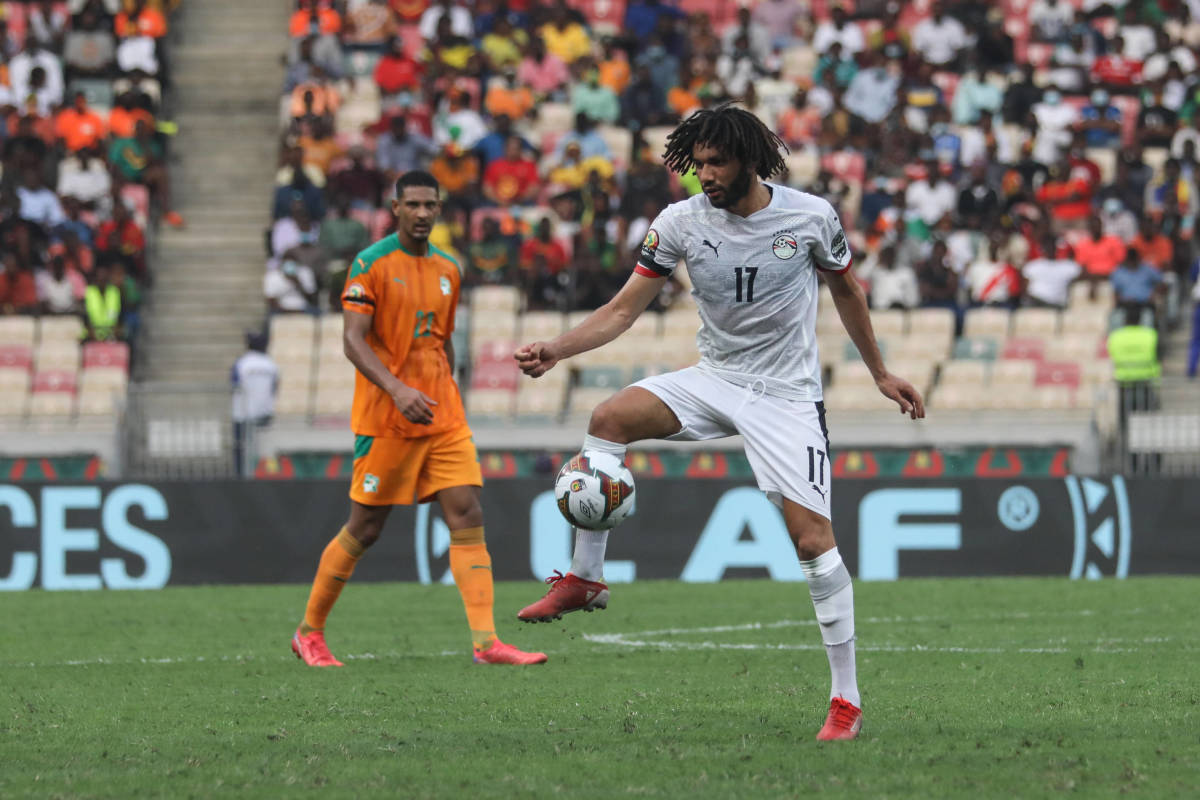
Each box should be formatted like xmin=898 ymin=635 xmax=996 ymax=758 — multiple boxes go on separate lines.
xmin=342 ymin=234 xmax=467 ymax=439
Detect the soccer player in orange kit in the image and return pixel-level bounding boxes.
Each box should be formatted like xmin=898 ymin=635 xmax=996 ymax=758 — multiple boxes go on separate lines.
xmin=291 ymin=170 xmax=546 ymax=667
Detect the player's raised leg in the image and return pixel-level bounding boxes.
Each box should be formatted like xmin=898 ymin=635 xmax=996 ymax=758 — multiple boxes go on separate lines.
xmin=436 ymin=484 xmax=547 ymax=664
xmin=292 ymin=501 xmax=389 ymax=667
xmin=783 ymin=500 xmax=862 ymax=740
xmin=518 ymin=386 xmax=681 ymax=622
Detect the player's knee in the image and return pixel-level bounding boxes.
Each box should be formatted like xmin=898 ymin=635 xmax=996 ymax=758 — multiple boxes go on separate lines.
xmin=792 ymin=527 xmax=833 ymax=562
xmin=443 ymin=496 xmax=483 ymax=529
xmin=587 ymin=399 xmax=631 ymax=443
xmin=347 ymin=517 xmax=385 ymax=549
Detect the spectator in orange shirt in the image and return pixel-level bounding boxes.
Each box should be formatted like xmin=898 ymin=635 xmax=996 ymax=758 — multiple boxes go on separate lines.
xmin=1129 ymin=217 xmax=1173 ymax=272
xmin=109 ymin=90 xmax=155 ymax=139
xmin=289 ymin=0 xmax=342 ymax=38
xmin=115 ymin=0 xmax=168 ymax=38
xmin=1072 ymin=215 xmax=1126 ymax=279
xmin=55 ymin=91 xmax=108 ymax=153
xmin=290 ymin=71 xmax=341 ymax=126
xmin=777 ymin=86 xmax=822 ymax=148
xmin=484 ymin=72 xmax=534 ymax=120
xmin=429 ymin=143 xmax=479 ymax=209
xmin=482 ymin=135 xmax=539 ymax=206
xmin=297 ymin=118 xmax=344 ymax=177
xmin=598 ymin=38 xmax=630 ymax=94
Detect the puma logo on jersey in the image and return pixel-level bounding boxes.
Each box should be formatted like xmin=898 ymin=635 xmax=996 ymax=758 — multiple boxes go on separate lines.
xmin=701 ymin=239 xmax=722 ymax=257
xmin=811 ymin=484 xmax=827 ymax=501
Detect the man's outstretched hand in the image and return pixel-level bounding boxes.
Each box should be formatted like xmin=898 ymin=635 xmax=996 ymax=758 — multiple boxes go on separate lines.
xmin=514 ymin=342 xmax=561 ymax=378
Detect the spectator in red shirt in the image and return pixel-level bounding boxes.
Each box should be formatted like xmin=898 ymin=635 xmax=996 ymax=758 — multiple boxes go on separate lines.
xmin=0 ymin=253 xmax=40 ymax=314
xmin=96 ymin=201 xmax=147 ymax=278
xmin=374 ymin=36 xmax=423 ymax=95
xmin=1036 ymin=160 xmax=1092 ymax=225
xmin=1090 ymin=34 xmax=1142 ymax=91
xmin=483 ymin=135 xmax=540 ymax=206
xmin=519 ymin=217 xmax=568 ymax=274
xmin=1129 ymin=217 xmax=1173 ymax=272
xmin=1073 ymin=215 xmax=1127 ymax=279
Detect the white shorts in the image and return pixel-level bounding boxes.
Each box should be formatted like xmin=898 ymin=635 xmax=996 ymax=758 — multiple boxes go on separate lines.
xmin=632 ymin=367 xmax=833 ymax=519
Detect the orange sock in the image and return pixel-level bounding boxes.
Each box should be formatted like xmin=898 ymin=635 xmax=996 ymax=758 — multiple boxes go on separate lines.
xmin=300 ymin=527 xmax=365 ymax=634
xmin=448 ymin=526 xmax=496 ymax=650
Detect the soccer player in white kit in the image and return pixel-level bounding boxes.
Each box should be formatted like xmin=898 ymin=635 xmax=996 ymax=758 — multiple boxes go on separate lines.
xmin=514 ymin=105 xmax=925 ymax=740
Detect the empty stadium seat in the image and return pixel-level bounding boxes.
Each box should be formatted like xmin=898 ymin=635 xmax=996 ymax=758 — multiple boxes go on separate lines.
xmin=520 ymin=311 xmax=565 ymax=340
xmin=312 ymin=382 xmax=354 ymax=416
xmin=870 ymin=309 xmax=907 ymax=338
xmin=932 ymin=382 xmax=990 ymax=410
xmin=1061 ymin=306 xmax=1113 ymax=336
xmin=1011 ymin=308 xmax=1059 ymax=337
xmin=36 ymin=341 xmax=81 ymax=372
xmin=1035 ymin=361 xmax=1082 ymax=389
xmin=831 ymin=361 xmax=875 ymax=387
xmin=0 ymin=388 xmax=28 ymax=417
xmin=28 ymin=391 xmax=75 ymax=419
xmin=1068 ymin=281 xmax=1114 ymax=309
xmin=469 ymin=311 xmax=519 ymax=347
xmin=0 ymin=367 xmax=31 ymax=393
xmin=515 ymin=383 xmax=566 ymax=420
xmin=472 ymin=285 xmax=521 ymax=313
xmin=1001 ymin=337 xmax=1046 ymax=360
xmin=33 ymin=370 xmax=78 ymax=394
xmin=274 ymin=384 xmax=312 ymax=417
xmin=991 ymin=359 xmax=1037 ymax=387
xmin=823 ymin=384 xmax=900 ymax=412
xmin=962 ymin=308 xmax=1011 ymax=338
xmin=939 ymin=359 xmax=989 ymax=387
xmin=536 ymin=102 xmax=575 ymax=135
xmin=0 ymin=317 xmax=36 ymax=348
xmin=39 ymin=316 xmax=84 ymax=343
xmin=0 ymin=344 xmax=33 ymax=370
xmin=76 ymin=386 xmax=119 ymax=416
xmin=80 ymin=367 xmax=127 ymax=392
xmin=465 ymin=388 xmax=514 ymax=420
xmin=890 ymin=333 xmax=952 ymax=362
xmin=81 ymin=341 xmax=130 ymax=370
xmin=566 ymin=387 xmax=614 ymax=419
xmin=953 ymin=337 xmax=1000 ymax=360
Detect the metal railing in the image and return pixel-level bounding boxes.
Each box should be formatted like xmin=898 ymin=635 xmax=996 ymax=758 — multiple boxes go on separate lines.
xmin=1111 ymin=377 xmax=1200 ymax=477
xmin=119 ymin=382 xmax=240 ymax=479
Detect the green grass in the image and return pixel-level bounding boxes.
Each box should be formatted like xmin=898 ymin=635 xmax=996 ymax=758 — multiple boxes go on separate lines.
xmin=2 ymin=578 xmax=1198 ymax=798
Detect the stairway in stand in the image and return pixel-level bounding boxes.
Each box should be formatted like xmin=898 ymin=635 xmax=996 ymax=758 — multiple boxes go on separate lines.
xmin=140 ymin=1 xmax=288 ymax=384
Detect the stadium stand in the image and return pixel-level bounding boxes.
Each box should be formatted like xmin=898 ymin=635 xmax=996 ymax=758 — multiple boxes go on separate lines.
xmin=0 ymin=0 xmax=183 ymax=427
xmin=247 ymin=0 xmax=1198 ymax=440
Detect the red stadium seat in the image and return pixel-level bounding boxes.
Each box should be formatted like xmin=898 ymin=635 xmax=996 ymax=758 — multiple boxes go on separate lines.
xmin=0 ymin=345 xmax=33 ymax=371
xmin=469 ymin=360 xmax=519 ymax=391
xmin=569 ymin=0 xmax=627 ymax=33
xmin=821 ymin=151 xmax=866 ymax=184
xmin=397 ymin=24 xmax=425 ymax=60
xmin=120 ymin=183 xmax=151 ymax=228
xmin=1001 ymin=337 xmax=1046 ymax=361
xmin=82 ymin=342 xmax=130 ymax=370
xmin=32 ymin=370 xmax=78 ymax=394
xmin=1035 ymin=361 xmax=1082 ymax=389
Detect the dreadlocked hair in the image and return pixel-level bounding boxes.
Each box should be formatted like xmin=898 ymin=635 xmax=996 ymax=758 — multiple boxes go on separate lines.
xmin=661 ymin=103 xmax=788 ymax=179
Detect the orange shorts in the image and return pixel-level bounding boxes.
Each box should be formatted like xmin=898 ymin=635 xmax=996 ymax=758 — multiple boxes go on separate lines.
xmin=349 ymin=426 xmax=482 ymax=506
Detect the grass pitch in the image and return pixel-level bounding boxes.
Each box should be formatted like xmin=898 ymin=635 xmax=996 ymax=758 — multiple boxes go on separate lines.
xmin=2 ymin=578 xmax=1198 ymax=798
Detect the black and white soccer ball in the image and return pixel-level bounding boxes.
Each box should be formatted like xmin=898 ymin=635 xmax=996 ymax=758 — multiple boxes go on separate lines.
xmin=554 ymin=450 xmax=636 ymax=530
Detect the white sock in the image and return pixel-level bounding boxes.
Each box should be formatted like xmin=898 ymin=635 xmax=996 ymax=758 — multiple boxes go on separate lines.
xmin=567 ymin=435 xmax=627 ymax=582
xmin=800 ymin=547 xmax=860 ymax=708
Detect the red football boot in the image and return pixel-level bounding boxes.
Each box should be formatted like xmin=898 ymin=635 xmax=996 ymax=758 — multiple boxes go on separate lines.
xmin=816 ymin=697 xmax=863 ymax=741
xmin=517 ymin=570 xmax=609 ymax=622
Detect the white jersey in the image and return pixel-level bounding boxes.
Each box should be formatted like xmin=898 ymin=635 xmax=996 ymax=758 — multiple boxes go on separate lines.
xmin=636 ymin=184 xmax=852 ymax=401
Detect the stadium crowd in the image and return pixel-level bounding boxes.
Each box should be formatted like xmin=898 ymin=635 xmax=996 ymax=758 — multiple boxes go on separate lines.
xmin=0 ymin=0 xmax=181 ymax=346
xmin=268 ymin=0 xmax=1200 ymax=378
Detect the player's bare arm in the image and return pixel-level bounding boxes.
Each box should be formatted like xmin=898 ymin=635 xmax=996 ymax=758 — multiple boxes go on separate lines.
xmin=823 ymin=269 xmax=925 ymax=419
xmin=514 ymin=271 xmax=665 ymax=377
xmin=342 ymin=308 xmax=437 ymax=425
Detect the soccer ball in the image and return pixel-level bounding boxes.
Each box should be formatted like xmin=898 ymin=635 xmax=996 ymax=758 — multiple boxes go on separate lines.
xmin=554 ymin=450 xmax=636 ymax=530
